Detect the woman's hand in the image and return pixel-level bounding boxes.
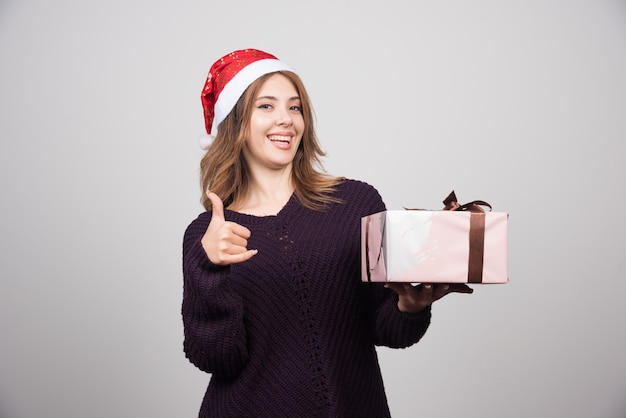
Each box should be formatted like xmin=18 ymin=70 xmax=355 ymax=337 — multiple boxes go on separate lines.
xmin=201 ymin=192 xmax=258 ymax=265
xmin=384 ymin=282 xmax=474 ymax=314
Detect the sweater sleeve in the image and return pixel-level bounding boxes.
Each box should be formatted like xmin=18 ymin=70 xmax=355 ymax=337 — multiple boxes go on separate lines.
xmin=357 ymin=181 xmax=432 ymax=348
xmin=181 ymin=213 xmax=249 ymax=378
xmin=369 ymin=284 xmax=432 ymax=348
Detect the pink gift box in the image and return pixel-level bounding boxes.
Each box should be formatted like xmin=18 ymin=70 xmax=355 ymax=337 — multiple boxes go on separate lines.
xmin=361 ymin=209 xmax=508 ymax=284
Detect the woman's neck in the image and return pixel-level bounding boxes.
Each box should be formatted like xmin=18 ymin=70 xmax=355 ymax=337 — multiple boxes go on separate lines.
xmin=229 ymin=169 xmax=294 ymax=216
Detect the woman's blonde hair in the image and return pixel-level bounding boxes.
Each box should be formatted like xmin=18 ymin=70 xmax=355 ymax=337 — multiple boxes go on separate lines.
xmin=199 ymin=71 xmax=344 ymax=211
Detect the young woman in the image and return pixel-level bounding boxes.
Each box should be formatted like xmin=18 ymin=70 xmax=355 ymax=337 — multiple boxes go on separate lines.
xmin=182 ymin=48 xmax=472 ymax=417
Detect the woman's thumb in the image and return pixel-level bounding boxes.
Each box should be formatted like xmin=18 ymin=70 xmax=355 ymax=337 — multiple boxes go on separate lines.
xmin=206 ymin=191 xmax=225 ymax=221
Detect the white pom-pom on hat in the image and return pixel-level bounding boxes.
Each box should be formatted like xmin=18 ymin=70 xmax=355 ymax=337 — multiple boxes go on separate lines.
xmin=198 ymin=133 xmax=214 ymax=150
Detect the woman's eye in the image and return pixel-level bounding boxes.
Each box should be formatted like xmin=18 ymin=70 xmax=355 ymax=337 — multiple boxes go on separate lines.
xmin=290 ymin=105 xmax=302 ymax=112
xmin=257 ymin=104 xmax=272 ymax=110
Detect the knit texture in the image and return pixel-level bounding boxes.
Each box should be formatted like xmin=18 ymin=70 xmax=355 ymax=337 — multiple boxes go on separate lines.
xmin=182 ymin=179 xmax=431 ymax=417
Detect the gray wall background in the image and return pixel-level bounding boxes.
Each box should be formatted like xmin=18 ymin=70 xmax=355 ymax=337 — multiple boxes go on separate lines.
xmin=1 ymin=1 xmax=625 ymax=417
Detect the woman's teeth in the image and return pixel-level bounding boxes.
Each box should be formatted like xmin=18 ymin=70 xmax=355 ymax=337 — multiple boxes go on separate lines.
xmin=268 ymin=135 xmax=290 ymax=143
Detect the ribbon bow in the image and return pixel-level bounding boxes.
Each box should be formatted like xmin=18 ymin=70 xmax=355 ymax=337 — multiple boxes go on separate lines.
xmin=442 ymin=190 xmax=492 ymax=213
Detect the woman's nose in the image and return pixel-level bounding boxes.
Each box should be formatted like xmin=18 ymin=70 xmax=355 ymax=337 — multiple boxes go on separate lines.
xmin=275 ymin=108 xmax=293 ymax=126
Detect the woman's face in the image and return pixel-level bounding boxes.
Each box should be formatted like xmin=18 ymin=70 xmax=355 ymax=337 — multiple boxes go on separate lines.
xmin=243 ymin=73 xmax=304 ymax=173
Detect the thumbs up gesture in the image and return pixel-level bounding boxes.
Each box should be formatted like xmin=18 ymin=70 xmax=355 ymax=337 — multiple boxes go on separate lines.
xmin=201 ymin=192 xmax=258 ymax=266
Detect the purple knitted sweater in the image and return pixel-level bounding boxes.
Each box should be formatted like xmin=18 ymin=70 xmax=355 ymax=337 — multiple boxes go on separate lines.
xmin=182 ymin=179 xmax=431 ymax=417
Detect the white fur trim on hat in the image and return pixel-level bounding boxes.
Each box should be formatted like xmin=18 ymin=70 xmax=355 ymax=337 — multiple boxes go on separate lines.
xmin=211 ymin=58 xmax=294 ymax=137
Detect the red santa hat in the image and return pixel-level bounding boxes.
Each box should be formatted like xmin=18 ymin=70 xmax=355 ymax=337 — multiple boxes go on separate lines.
xmin=199 ymin=48 xmax=294 ymax=150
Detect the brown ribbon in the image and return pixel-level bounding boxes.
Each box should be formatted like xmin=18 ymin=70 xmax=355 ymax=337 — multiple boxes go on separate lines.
xmin=442 ymin=191 xmax=491 ymax=283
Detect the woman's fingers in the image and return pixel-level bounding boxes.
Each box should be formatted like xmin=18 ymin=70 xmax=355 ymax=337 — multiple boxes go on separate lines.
xmin=447 ymin=283 xmax=474 ymax=294
xmin=385 ymin=282 xmax=473 ymax=313
xmin=202 ymin=192 xmax=257 ymax=266
xmin=209 ymin=225 xmax=257 ymax=265
xmin=228 ymin=222 xmax=252 ymax=240
xmin=220 ymin=249 xmax=259 ymax=264
xmin=210 ymin=238 xmax=258 ymax=265
xmin=216 ymin=222 xmax=251 ymax=246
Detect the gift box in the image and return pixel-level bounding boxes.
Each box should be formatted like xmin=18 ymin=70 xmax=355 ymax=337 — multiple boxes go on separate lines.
xmin=361 ymin=192 xmax=508 ymax=284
